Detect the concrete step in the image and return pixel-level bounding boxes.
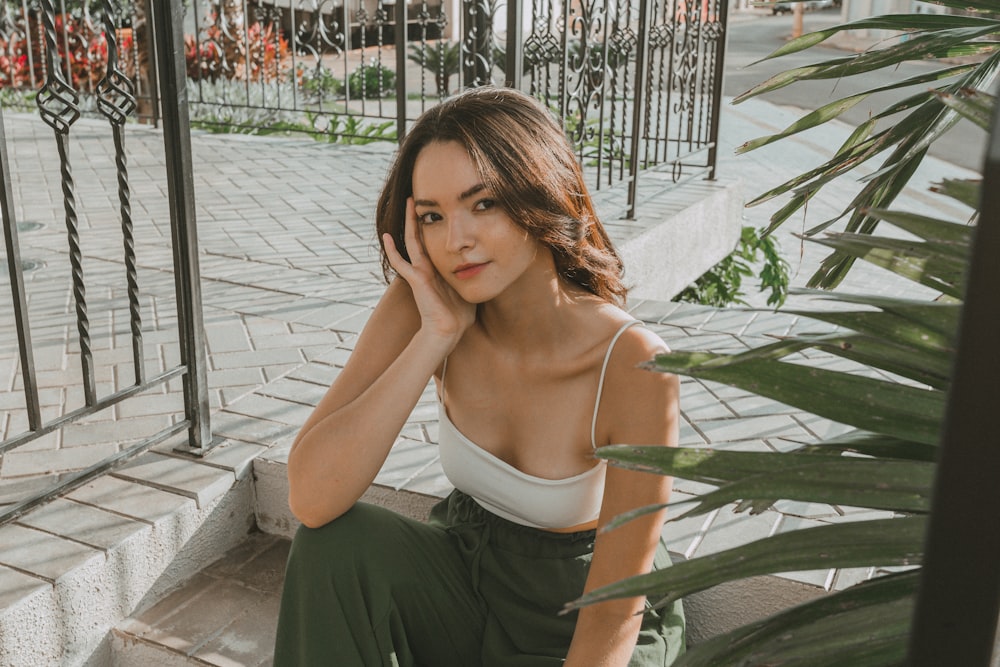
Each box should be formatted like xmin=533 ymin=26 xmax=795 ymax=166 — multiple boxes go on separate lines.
xmin=111 ymin=532 xmax=289 ymax=667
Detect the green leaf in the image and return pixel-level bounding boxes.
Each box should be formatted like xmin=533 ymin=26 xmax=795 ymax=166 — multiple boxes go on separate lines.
xmin=861 ymin=208 xmax=973 ymax=250
xmin=679 ymin=458 xmax=933 ymax=517
xmin=598 ymin=447 xmax=933 ymax=519
xmin=930 ymin=178 xmax=981 ymax=209
xmin=737 ymin=65 xmax=977 ymax=155
xmin=807 ymin=145 xmax=928 ymax=288
xmin=596 ymin=446 xmax=813 ymax=484
xmin=752 ymin=14 xmax=1000 ymax=63
xmin=737 ymin=95 xmax=868 ymax=154
xmin=808 ymin=233 xmax=967 ymax=298
xmin=674 ymin=571 xmax=919 ymax=667
xmin=787 ymin=295 xmax=959 ymax=341
xmin=565 ymin=516 xmax=927 ymax=611
xmin=796 ymin=430 xmax=938 ymax=462
xmin=601 ymin=447 xmax=934 ymax=521
xmin=737 ymin=26 xmax=1000 ymax=102
xmin=790 ymin=332 xmax=953 ymax=390
xmin=934 ymin=88 xmax=996 ymax=130
xmin=646 ymin=354 xmax=945 ymax=444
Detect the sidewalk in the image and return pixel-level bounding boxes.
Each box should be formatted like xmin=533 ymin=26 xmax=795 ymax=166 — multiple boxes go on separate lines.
xmin=0 ymin=72 xmax=982 ymax=663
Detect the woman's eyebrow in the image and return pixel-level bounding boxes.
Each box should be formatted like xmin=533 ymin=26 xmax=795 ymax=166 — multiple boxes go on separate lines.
xmin=413 ymin=183 xmax=486 ymax=209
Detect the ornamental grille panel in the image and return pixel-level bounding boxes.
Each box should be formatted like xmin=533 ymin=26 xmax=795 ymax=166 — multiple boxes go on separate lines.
xmin=0 ymin=0 xmax=727 ymax=210
xmin=0 ymin=0 xmax=210 ymax=526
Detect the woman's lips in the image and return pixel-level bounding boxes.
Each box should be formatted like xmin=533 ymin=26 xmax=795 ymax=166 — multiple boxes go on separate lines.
xmin=453 ymin=262 xmax=488 ymax=280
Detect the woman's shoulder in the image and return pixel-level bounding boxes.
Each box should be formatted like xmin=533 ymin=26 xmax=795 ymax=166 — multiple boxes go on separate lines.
xmin=586 ymin=302 xmax=668 ymax=361
xmin=587 ymin=305 xmax=678 ymax=446
xmin=598 ymin=309 xmax=675 ymax=396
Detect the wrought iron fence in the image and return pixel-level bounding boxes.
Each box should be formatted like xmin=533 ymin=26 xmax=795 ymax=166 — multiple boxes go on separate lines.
xmin=0 ymin=0 xmax=210 ymax=526
xmin=178 ymin=0 xmax=729 ymax=212
xmin=0 ymin=0 xmax=728 ymax=215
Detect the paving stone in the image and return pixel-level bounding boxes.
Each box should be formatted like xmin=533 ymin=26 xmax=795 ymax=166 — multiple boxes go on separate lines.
xmin=694 ymin=506 xmax=781 ymax=559
xmin=0 ymin=564 xmax=48 ymax=612
xmin=66 ymin=475 xmax=194 ymax=523
xmin=195 ymin=439 xmax=269 ymax=480
xmin=122 ymin=575 xmax=268 ymax=655
xmin=663 ymin=510 xmax=717 ymax=560
xmin=60 ymin=414 xmax=173 ymax=448
xmin=211 ymin=410 xmax=298 ymax=445
xmin=695 ymin=414 xmax=807 ymax=444
xmin=375 ymin=437 xmax=442 ymax=490
xmin=204 ymin=534 xmax=290 ymax=597
xmin=207 ymin=367 xmax=268 ymax=391
xmin=1 ymin=441 xmax=120 ymax=476
xmin=398 ymin=460 xmax=452 ymax=498
xmin=0 ymin=523 xmax=103 ymax=583
xmin=0 ymin=473 xmax=71 ymax=506
xmin=193 ymin=589 xmax=281 ymax=667
xmin=223 ymin=393 xmax=314 ymax=427
xmin=18 ymin=497 xmax=149 ymax=550
xmin=257 ymin=377 xmax=328 ymax=407
xmin=209 ymin=348 xmax=304 ymax=372
xmin=113 ymin=452 xmax=234 ymax=508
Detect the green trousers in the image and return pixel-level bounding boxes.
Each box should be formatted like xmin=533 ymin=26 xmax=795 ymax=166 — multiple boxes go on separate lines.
xmin=274 ymin=490 xmax=685 ymax=666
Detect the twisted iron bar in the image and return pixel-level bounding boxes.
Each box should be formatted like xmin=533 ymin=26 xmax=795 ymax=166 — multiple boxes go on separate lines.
xmin=96 ymin=0 xmax=143 ymax=385
xmin=36 ymin=0 xmax=95 ymax=406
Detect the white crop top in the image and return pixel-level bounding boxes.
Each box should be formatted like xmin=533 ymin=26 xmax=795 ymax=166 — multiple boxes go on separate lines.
xmin=437 ymin=320 xmax=642 ymax=529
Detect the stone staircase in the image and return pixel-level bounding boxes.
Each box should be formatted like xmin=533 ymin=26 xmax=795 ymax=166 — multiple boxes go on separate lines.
xmin=108 ymin=480 xmax=441 ymax=667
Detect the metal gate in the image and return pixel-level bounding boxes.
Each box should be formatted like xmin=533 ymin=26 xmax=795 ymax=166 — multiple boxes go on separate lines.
xmin=0 ymin=0 xmax=211 ymax=525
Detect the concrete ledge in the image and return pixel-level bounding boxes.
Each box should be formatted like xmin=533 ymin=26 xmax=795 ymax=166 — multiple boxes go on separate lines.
xmin=615 ymin=178 xmax=745 ymax=301
xmin=0 ymin=448 xmax=257 ymax=667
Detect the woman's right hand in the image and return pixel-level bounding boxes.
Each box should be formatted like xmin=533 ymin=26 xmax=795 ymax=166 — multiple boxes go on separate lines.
xmin=383 ymin=198 xmax=475 ymax=349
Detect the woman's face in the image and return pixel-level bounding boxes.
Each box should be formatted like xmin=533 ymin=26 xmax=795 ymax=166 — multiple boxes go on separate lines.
xmin=411 ymin=140 xmax=549 ymax=303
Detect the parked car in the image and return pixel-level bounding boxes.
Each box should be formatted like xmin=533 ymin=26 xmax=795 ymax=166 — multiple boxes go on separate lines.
xmin=772 ymin=1 xmax=792 ymax=14
xmin=807 ymin=0 xmax=835 ymax=9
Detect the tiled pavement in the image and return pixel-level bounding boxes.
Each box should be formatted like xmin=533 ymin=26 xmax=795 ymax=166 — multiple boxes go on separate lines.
xmin=0 ymin=37 xmax=983 ymax=663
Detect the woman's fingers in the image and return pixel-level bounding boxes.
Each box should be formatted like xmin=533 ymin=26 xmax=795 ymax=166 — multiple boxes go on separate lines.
xmin=402 ymin=198 xmax=427 ymax=268
xmin=383 ymin=233 xmax=413 ymax=279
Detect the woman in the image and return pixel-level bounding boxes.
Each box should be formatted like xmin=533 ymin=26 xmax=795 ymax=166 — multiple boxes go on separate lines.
xmin=274 ymin=86 xmax=685 ymax=667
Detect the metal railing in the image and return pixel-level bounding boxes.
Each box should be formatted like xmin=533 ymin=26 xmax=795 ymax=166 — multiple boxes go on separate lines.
xmin=0 ymin=0 xmax=210 ymax=526
xmin=179 ymin=0 xmax=729 ymax=215
xmin=0 ymin=0 xmax=729 ymax=217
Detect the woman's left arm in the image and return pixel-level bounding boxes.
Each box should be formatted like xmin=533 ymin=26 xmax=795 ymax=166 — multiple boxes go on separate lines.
xmin=564 ymin=328 xmax=680 ymax=667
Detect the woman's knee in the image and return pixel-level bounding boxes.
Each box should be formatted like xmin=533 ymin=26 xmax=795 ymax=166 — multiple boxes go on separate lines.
xmin=287 ymin=502 xmax=412 ymax=575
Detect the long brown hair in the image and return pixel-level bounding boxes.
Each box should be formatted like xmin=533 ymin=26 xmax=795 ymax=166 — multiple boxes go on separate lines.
xmin=375 ymin=86 xmax=626 ymax=304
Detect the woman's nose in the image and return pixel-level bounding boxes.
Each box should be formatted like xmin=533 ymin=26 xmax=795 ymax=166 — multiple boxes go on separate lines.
xmin=446 ymin=214 xmax=475 ymax=253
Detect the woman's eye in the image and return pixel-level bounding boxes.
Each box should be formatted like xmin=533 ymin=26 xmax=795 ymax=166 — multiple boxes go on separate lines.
xmin=417 ymin=211 xmax=441 ymax=225
xmin=473 ymin=199 xmax=495 ymax=212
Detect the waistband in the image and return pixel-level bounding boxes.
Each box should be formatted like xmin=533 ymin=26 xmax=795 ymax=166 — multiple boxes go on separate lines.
xmin=429 ymin=489 xmax=597 ymax=559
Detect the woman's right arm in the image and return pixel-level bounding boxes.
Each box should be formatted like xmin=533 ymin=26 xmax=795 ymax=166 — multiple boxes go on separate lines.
xmin=288 ymin=199 xmax=473 ymax=528
xmin=286 ymin=279 xmax=446 ymax=527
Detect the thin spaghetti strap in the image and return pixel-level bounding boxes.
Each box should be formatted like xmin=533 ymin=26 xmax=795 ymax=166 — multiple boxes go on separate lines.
xmin=591 ymin=320 xmax=642 ymax=450
xmin=437 ymin=357 xmax=449 ymax=401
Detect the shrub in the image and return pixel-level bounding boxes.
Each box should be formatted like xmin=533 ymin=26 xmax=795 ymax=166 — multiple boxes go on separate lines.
xmin=673 ymin=225 xmax=791 ymax=308
xmin=348 ymin=59 xmax=395 ymax=99
xmin=299 ymin=66 xmax=343 ymax=99
xmin=408 ymin=41 xmax=460 ymax=97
